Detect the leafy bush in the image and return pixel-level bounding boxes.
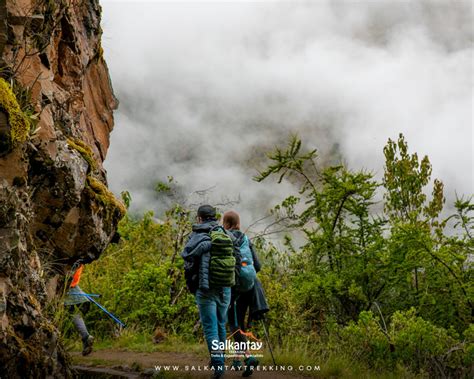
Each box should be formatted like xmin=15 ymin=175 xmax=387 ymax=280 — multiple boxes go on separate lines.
xmin=73 ymin=133 xmax=473 ymax=377
xmin=81 ymin=208 xmax=198 ymax=338
xmin=340 ymin=311 xmax=392 ymax=369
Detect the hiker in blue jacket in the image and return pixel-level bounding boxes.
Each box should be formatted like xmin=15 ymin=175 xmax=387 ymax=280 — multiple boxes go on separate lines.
xmin=181 ymin=205 xmax=235 ymax=379
xmin=223 ymin=210 xmax=261 ymax=377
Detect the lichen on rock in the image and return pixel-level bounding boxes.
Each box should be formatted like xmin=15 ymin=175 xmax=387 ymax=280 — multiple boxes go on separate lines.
xmin=0 ymin=78 xmax=30 ymax=146
xmin=86 ymin=175 xmax=126 ymax=220
xmin=67 ymin=137 xmax=97 ymax=172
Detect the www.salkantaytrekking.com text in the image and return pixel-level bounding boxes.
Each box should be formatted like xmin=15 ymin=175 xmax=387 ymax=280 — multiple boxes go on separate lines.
xmin=154 ymin=364 xmax=321 ymax=372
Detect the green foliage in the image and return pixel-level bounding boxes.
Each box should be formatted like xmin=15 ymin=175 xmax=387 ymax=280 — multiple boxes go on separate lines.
xmin=155 ymin=176 xmax=175 ymax=193
xmin=390 ymin=309 xmax=457 ymax=371
xmin=115 ymin=263 xmax=195 ymax=332
xmin=254 ymin=133 xmax=473 ymax=376
xmin=255 ymin=134 xmax=318 ymax=194
xmin=257 ymin=136 xmax=388 ymax=323
xmin=383 ymin=133 xmax=445 ymax=223
xmin=75 ymin=133 xmax=472 ymax=377
xmin=463 ymin=324 xmax=474 ymax=366
xmin=121 ymin=190 xmax=132 ymax=209
xmin=82 ymin=209 xmax=197 ymax=338
xmin=452 ymin=195 xmax=474 ymax=241
xmin=340 ymin=311 xmax=392 ymax=368
xmin=339 ymin=308 xmax=470 ymax=376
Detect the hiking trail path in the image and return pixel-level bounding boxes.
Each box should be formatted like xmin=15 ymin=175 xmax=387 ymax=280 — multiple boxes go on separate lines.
xmin=72 ymin=348 xmax=313 ymax=378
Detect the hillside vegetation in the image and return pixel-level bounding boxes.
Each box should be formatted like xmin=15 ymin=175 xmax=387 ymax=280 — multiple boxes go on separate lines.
xmin=74 ymin=134 xmax=473 ymax=378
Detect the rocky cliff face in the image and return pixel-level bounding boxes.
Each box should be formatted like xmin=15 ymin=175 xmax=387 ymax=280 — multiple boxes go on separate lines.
xmin=0 ymin=0 xmax=124 ymax=376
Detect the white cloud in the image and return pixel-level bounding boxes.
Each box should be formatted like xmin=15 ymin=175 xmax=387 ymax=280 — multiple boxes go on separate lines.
xmin=101 ymin=0 xmax=473 ymax=230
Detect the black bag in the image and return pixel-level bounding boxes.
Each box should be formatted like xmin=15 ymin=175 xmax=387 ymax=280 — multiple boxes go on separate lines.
xmin=184 ymin=258 xmax=199 ymax=294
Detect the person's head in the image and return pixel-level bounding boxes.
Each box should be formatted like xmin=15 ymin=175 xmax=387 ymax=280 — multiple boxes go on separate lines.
xmin=223 ymin=210 xmax=240 ymax=230
xmin=196 ymin=204 xmax=217 ymax=223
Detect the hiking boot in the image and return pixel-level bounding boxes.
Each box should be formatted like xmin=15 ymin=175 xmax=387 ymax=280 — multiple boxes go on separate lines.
xmin=232 ymin=359 xmax=243 ymax=370
xmin=243 ymin=356 xmax=259 ymax=377
xmin=82 ymin=335 xmax=94 ymax=356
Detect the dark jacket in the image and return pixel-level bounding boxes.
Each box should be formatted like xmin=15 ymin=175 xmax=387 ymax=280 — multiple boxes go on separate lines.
xmin=181 ymin=220 xmax=237 ymax=292
xmin=250 ymin=278 xmax=269 ymax=320
xmin=228 ymin=230 xmax=261 ymax=273
xmin=181 ymin=220 xmax=217 ymax=291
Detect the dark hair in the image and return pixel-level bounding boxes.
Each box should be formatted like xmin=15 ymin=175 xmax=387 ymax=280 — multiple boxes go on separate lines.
xmin=197 ymin=204 xmax=217 ymax=221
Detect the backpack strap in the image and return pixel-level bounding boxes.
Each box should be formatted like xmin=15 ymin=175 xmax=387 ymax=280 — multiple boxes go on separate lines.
xmin=210 ymin=225 xmax=224 ymax=232
xmin=234 ymin=233 xmax=247 ymax=247
xmin=212 ymin=225 xmax=238 ymax=242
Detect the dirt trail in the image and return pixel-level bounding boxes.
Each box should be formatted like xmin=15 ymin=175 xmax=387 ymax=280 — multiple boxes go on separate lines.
xmin=71 ymin=349 xmax=311 ymax=378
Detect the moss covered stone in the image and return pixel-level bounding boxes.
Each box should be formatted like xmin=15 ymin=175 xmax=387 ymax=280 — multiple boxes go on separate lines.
xmin=67 ymin=138 xmax=97 ymax=171
xmin=86 ymin=176 xmax=126 ymax=218
xmin=0 ymin=78 xmax=30 ymax=146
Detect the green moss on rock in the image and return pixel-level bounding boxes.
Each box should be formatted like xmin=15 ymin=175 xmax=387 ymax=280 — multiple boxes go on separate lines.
xmin=86 ymin=176 xmax=126 ymax=218
xmin=67 ymin=138 xmax=97 ymax=171
xmin=0 ymin=78 xmax=30 ymax=146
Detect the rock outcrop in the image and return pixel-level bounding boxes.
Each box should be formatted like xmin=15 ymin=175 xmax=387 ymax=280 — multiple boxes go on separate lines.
xmin=0 ymin=0 xmax=124 ymax=376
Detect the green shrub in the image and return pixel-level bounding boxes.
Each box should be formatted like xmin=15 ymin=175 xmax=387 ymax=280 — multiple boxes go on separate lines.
xmin=340 ymin=311 xmax=392 ymax=369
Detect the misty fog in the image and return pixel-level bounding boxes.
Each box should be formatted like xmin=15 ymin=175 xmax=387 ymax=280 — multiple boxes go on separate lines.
xmin=100 ymin=0 xmax=473 ymax=234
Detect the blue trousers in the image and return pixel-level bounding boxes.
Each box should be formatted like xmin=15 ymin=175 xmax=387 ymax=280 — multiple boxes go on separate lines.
xmin=195 ymin=287 xmax=231 ymax=372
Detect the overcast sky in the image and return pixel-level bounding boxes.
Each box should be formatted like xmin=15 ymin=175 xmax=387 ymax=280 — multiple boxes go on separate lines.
xmin=100 ymin=0 xmax=473 ymax=231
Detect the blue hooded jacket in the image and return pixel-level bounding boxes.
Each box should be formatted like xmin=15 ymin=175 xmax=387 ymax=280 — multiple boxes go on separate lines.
xmin=180 ymin=220 xmax=218 ymax=291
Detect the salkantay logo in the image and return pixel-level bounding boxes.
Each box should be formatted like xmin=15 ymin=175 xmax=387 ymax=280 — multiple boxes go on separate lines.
xmin=211 ymin=339 xmax=263 ymax=352
xmin=212 ymin=329 xmax=264 ymax=358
